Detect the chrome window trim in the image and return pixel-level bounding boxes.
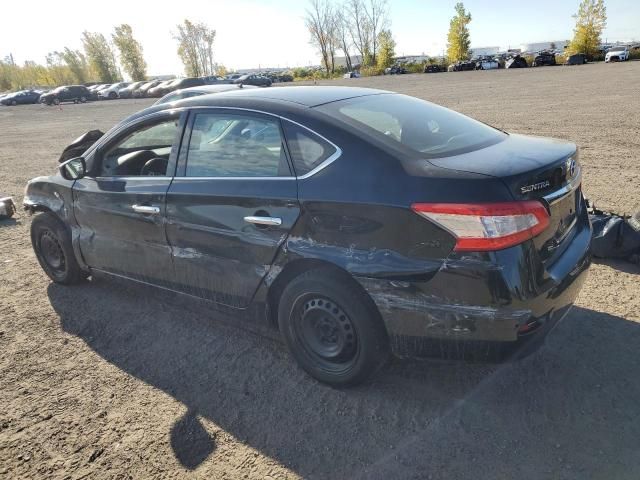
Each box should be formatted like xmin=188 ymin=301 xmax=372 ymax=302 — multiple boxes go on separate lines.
xmin=86 ymin=105 xmax=343 ymax=180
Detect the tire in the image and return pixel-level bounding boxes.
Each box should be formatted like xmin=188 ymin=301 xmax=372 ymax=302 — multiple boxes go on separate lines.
xmin=10 ymin=100 xmax=17 ymax=106
xmin=31 ymin=212 xmax=86 ymax=285
xmin=53 ymin=98 xmax=60 ymax=105
xmin=278 ymin=268 xmax=389 ymax=386
xmin=80 ymin=96 xmax=87 ymax=103
xmin=108 ymin=91 xmax=117 ymax=99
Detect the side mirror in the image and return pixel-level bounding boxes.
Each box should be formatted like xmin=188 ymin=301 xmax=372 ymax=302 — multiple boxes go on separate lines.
xmin=59 ymin=156 xmax=86 ymax=180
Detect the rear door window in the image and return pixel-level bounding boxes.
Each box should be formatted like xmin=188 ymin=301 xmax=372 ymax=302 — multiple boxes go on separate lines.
xmin=282 ymin=121 xmax=337 ymax=177
xmin=185 ymin=112 xmax=290 ymax=177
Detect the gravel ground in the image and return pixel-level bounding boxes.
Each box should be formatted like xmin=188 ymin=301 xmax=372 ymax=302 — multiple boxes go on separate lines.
xmin=1 ymin=61 xmax=639 ymax=479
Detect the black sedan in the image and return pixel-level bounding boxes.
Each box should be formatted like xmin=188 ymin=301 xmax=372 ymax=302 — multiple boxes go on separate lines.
xmin=234 ymin=74 xmax=272 ymax=87
xmin=1 ymin=89 xmax=41 ymax=105
xmin=40 ymin=85 xmax=91 ymax=105
xmin=24 ymin=87 xmax=591 ymax=386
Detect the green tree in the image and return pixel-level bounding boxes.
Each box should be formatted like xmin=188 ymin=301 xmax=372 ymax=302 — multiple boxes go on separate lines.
xmin=174 ymin=19 xmax=216 ymax=77
xmin=376 ymin=29 xmax=395 ymax=69
xmin=82 ymin=31 xmax=120 ymax=82
xmin=567 ymin=0 xmax=607 ymax=57
xmin=112 ymin=24 xmax=147 ymax=81
xmin=54 ymin=48 xmax=89 ymax=83
xmin=446 ymin=2 xmax=472 ymax=62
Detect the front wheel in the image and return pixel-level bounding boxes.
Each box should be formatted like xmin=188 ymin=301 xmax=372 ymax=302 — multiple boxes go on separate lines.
xmin=80 ymin=96 xmax=87 ymax=103
xmin=31 ymin=212 xmax=86 ymax=285
xmin=53 ymin=98 xmax=60 ymax=105
xmin=278 ymin=268 xmax=389 ymax=386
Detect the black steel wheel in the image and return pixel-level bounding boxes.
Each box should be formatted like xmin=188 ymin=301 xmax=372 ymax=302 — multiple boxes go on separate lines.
xmin=293 ymin=295 xmax=359 ymax=372
xmin=278 ymin=268 xmax=389 ymax=386
xmin=31 ymin=212 xmax=86 ymax=284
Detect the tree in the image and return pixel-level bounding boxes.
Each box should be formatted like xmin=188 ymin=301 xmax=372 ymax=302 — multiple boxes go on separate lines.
xmin=346 ymin=0 xmax=389 ymax=67
xmin=335 ymin=11 xmax=353 ymax=71
xmin=54 ymin=48 xmax=89 ymax=84
xmin=305 ymin=0 xmax=338 ymax=75
xmin=446 ymin=2 xmax=472 ymax=62
xmin=567 ymin=0 xmax=607 ymax=57
xmin=376 ymin=29 xmax=395 ymax=69
xmin=82 ymin=31 xmax=120 ymax=82
xmin=112 ymin=24 xmax=147 ymax=81
xmin=364 ymin=0 xmax=388 ymax=65
xmin=174 ymin=19 xmax=216 ymax=77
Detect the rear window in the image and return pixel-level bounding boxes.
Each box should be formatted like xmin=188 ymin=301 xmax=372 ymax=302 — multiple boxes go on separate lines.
xmin=316 ymin=94 xmax=506 ymax=158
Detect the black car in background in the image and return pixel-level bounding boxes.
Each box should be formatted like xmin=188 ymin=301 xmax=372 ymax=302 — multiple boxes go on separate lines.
xmin=424 ymin=64 xmax=444 ymax=73
xmin=234 ymin=74 xmax=272 ymax=87
xmin=0 ymin=89 xmax=41 ymax=105
xmin=566 ymin=53 xmax=588 ymax=65
xmin=40 ymin=85 xmax=91 ymax=105
xmin=25 ymin=86 xmax=591 ymax=386
xmin=147 ymin=80 xmax=177 ymax=98
xmin=384 ymin=65 xmax=407 ymax=75
xmin=449 ymin=61 xmax=476 ymax=71
xmin=533 ymin=51 xmax=557 ymax=66
xmin=135 ymin=80 xmax=161 ymax=98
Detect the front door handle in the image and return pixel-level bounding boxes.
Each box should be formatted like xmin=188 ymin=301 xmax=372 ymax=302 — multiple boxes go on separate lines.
xmin=243 ymin=216 xmax=282 ymax=226
xmin=132 ymin=204 xmax=160 ymax=215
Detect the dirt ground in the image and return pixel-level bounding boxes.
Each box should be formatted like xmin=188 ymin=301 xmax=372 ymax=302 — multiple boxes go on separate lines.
xmin=1 ymin=62 xmax=639 ymax=479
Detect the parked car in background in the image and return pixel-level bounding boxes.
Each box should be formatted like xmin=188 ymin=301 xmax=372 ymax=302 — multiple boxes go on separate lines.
xmin=533 ymin=51 xmax=557 ymax=67
xmin=474 ymin=57 xmax=499 ymax=70
xmin=98 ymin=82 xmax=130 ymax=100
xmin=565 ymin=53 xmax=587 ymax=65
xmin=605 ymin=46 xmax=629 ymax=62
xmin=153 ymin=84 xmax=256 ymax=105
xmin=449 ymin=61 xmax=475 ymax=72
xmin=505 ymin=55 xmax=528 ymax=68
xmin=424 ymin=64 xmax=444 ymax=73
xmin=147 ymin=80 xmax=177 ymax=98
xmin=0 ymin=89 xmax=41 ymax=105
xmin=135 ymin=80 xmax=161 ymax=98
xmin=25 ymin=86 xmax=591 ymax=386
xmin=164 ymin=77 xmax=206 ymax=94
xmin=225 ymin=74 xmax=244 ymax=82
xmin=40 ymin=85 xmax=91 ymax=105
xmin=384 ymin=65 xmax=407 ymax=75
xmin=118 ymin=81 xmax=147 ymax=99
xmin=343 ymin=71 xmax=361 ymax=78
xmin=233 ymin=74 xmax=272 ymax=87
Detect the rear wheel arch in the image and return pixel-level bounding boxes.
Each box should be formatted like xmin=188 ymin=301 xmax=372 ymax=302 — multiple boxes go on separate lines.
xmin=266 ymin=258 xmax=385 ymax=335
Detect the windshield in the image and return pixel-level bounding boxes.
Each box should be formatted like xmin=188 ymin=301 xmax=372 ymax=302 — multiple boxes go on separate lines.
xmin=609 ymin=47 xmax=625 ymax=52
xmin=316 ymin=94 xmax=506 ymax=158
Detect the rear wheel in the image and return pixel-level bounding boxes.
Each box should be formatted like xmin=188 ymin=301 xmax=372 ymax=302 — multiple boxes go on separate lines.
xmin=31 ymin=212 xmax=86 ymax=285
xmin=80 ymin=96 xmax=87 ymax=103
xmin=278 ymin=268 xmax=389 ymax=386
xmin=109 ymin=91 xmax=117 ymax=99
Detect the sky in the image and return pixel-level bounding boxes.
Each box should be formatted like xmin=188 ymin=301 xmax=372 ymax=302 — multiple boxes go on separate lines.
xmin=1 ymin=0 xmax=638 ymax=76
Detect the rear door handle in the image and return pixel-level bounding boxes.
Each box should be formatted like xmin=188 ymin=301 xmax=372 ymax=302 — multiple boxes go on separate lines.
xmin=132 ymin=204 xmax=160 ymax=215
xmin=243 ymin=216 xmax=282 ymax=226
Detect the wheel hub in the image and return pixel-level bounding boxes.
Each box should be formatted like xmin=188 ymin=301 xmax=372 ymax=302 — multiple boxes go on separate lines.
xmin=298 ymin=297 xmax=356 ymax=362
xmin=40 ymin=230 xmax=65 ymax=271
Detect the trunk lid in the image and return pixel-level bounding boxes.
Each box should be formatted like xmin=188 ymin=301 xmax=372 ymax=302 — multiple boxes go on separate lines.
xmin=428 ymin=134 xmax=582 ymax=262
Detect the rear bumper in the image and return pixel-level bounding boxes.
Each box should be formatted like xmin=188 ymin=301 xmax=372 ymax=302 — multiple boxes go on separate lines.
xmin=356 ymin=208 xmax=592 ymax=357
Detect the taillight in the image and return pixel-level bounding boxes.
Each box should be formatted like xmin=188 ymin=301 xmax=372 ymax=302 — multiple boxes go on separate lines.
xmin=411 ymin=201 xmax=550 ymax=251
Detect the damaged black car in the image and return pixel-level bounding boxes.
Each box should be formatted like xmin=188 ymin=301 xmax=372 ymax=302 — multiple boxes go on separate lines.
xmin=24 ymin=87 xmax=591 ymax=386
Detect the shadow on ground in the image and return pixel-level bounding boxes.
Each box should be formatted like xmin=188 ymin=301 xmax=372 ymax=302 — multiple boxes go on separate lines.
xmin=47 ymin=275 xmax=640 ymax=479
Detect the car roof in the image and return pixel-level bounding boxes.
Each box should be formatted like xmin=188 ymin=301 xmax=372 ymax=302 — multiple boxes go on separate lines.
xmin=185 ymin=86 xmax=389 ymax=107
xmin=122 ymin=86 xmax=391 ymax=125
